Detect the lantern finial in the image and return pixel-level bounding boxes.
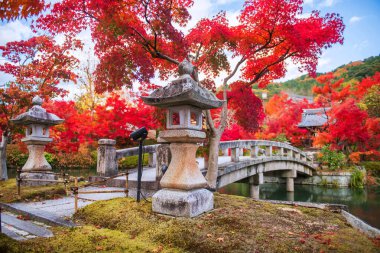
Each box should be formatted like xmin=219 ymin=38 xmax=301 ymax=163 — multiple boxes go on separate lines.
xmin=32 ymin=95 xmax=43 ymax=106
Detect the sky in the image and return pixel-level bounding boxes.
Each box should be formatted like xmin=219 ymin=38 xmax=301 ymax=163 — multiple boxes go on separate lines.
xmin=0 ymin=0 xmax=379 ymax=97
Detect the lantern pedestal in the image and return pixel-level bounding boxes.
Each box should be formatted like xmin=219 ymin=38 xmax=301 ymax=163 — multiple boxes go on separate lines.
xmin=20 ymin=138 xmax=57 ymax=186
xmin=11 ymin=95 xmax=64 ymax=186
xmin=22 ymin=138 xmax=52 ymax=172
xmin=142 ymin=60 xmax=224 ymax=217
xmin=20 ymin=173 xmax=58 ymax=187
xmin=152 ymin=188 xmax=213 ymax=218
xmin=160 ymin=143 xmax=207 ymax=190
xmin=152 ymin=131 xmax=213 ymax=217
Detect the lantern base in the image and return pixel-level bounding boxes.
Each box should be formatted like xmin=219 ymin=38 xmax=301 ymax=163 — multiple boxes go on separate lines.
xmin=20 ymin=172 xmax=58 ymax=186
xmin=22 ymin=143 xmax=52 ymax=171
xmin=152 ymin=188 xmax=213 ymax=217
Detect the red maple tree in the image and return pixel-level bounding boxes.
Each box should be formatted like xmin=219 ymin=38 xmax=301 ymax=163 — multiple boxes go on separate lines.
xmin=0 ymin=35 xmax=81 ymax=179
xmin=36 ymin=0 xmax=345 ymax=188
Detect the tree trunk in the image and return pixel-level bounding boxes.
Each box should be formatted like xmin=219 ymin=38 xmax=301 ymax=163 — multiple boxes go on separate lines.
xmin=205 ymin=132 xmax=222 ymax=190
xmin=0 ymin=133 xmax=8 ymax=180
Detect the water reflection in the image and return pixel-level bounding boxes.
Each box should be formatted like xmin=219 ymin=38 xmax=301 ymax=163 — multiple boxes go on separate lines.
xmin=219 ymin=182 xmax=380 ymax=229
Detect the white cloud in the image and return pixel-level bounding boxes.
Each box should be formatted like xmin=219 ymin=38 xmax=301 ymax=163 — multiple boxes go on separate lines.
xmin=276 ymin=60 xmax=304 ymax=82
xmin=318 ymin=0 xmax=336 ymax=8
xmin=353 ymin=40 xmax=369 ymax=51
xmin=216 ymin=0 xmax=240 ymax=5
xmin=296 ymin=12 xmax=312 ymax=19
xmin=317 ymin=56 xmax=331 ymax=68
xmin=349 ymin=16 xmax=363 ymax=24
xmin=0 ymin=20 xmax=32 ymax=46
xmin=303 ymin=0 xmax=314 ymax=7
xmin=185 ymin=0 xmax=214 ymax=30
xmin=226 ymin=9 xmax=240 ymax=26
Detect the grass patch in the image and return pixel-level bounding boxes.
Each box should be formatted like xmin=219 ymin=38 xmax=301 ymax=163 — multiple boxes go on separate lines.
xmin=71 ymin=194 xmax=378 ymax=253
xmin=0 ymin=191 xmax=378 ymax=252
xmin=0 ymin=179 xmax=83 ymax=203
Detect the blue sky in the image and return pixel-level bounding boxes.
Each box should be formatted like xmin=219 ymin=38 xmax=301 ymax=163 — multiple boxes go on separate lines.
xmin=204 ymin=0 xmax=380 ymax=80
xmin=0 ymin=0 xmax=379 ymax=93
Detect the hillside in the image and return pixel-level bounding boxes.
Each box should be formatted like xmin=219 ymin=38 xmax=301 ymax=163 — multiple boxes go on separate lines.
xmin=255 ymin=55 xmax=380 ymax=97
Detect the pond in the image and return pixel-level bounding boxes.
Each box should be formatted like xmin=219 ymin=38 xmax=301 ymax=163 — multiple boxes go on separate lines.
xmin=219 ymin=182 xmax=380 ymax=229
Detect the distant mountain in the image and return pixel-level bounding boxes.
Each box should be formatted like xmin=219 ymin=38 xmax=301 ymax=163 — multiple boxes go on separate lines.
xmin=256 ymin=55 xmax=380 ymax=97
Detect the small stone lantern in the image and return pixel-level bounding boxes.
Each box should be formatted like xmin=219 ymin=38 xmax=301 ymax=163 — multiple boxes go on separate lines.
xmin=11 ymin=95 xmax=64 ymax=185
xmin=142 ymin=60 xmax=223 ymax=217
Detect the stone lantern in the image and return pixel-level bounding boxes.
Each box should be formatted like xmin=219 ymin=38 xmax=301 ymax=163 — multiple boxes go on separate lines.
xmin=142 ymin=60 xmax=223 ymax=217
xmin=11 ymin=95 xmax=64 ymax=185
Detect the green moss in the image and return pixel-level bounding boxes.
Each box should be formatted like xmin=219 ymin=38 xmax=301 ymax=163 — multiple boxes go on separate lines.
xmin=118 ymin=154 xmax=149 ymax=170
xmin=0 ymin=179 xmax=83 ymax=203
xmin=1 ymin=193 xmax=378 ymax=252
xmin=72 ymin=194 xmax=378 ymax=253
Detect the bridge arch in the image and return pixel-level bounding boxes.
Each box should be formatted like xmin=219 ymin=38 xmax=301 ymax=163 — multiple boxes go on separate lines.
xmin=215 ymin=140 xmax=316 ymax=191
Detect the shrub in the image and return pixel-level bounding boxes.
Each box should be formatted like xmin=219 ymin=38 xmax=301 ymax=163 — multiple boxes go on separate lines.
xmin=318 ymin=145 xmax=346 ymax=170
xmin=50 ymin=151 xmax=97 ymax=171
xmin=6 ymin=144 xmax=28 ymax=170
xmin=319 ymin=178 xmax=329 ymax=187
xmin=350 ymin=168 xmax=365 ymax=188
xmin=118 ymin=154 xmax=148 ymax=170
xmin=362 ymin=161 xmax=380 ymax=177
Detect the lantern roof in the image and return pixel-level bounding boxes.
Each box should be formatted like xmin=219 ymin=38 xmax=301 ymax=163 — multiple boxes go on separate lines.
xmin=11 ymin=95 xmax=64 ymax=126
xmin=298 ymin=108 xmax=330 ymax=128
xmin=141 ymin=60 xmax=224 ymax=109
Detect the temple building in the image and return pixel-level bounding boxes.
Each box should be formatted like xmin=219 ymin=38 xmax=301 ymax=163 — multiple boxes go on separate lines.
xmin=298 ymin=108 xmax=330 ymax=147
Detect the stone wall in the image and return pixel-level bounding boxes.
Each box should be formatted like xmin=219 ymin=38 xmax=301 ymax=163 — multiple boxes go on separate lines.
xmin=265 ymin=170 xmax=365 ymax=187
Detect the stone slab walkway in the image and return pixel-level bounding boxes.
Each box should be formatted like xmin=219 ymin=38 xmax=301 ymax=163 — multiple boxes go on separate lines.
xmin=1 ymin=211 xmax=53 ymax=241
xmin=8 ymin=186 xmax=126 ymax=219
xmin=0 ymin=185 xmax=128 ymax=241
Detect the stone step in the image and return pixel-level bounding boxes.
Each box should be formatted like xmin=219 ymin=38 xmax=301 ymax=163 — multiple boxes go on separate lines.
xmin=0 ymin=202 xmax=75 ymax=227
xmin=1 ymin=225 xmax=27 ymax=241
xmin=1 ymin=212 xmax=53 ymax=238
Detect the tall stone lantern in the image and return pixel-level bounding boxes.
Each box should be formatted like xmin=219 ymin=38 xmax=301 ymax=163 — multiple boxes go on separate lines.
xmin=11 ymin=95 xmax=64 ymax=185
xmin=142 ymin=60 xmax=223 ymax=217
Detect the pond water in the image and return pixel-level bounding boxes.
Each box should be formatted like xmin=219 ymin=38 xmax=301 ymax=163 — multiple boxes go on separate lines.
xmin=8 ymin=168 xmax=380 ymax=229
xmin=219 ymin=182 xmax=380 ymax=229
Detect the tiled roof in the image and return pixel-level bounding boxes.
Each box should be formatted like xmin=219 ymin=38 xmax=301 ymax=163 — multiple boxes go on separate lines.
xmin=298 ymin=108 xmax=330 ymax=128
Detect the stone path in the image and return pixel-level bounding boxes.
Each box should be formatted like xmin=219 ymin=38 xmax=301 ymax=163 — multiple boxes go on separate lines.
xmin=1 ymin=155 xmax=250 ymax=241
xmin=1 ymin=186 xmax=127 ymax=240
xmin=1 ymin=211 xmax=53 ymax=241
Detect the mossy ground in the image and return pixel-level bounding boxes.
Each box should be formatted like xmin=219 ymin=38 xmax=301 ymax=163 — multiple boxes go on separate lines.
xmin=1 ymin=192 xmax=378 ymax=253
xmin=0 ymin=179 xmax=77 ymax=203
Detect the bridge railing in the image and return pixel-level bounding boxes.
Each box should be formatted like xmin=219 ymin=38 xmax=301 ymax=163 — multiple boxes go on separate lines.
xmin=116 ymin=144 xmax=159 ymax=166
xmin=218 ymin=140 xmax=313 ymax=164
xmin=96 ymin=139 xmax=312 ymax=177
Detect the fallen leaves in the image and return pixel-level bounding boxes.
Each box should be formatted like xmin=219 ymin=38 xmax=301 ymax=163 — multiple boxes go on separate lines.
xmin=216 ymin=237 xmax=224 ymax=243
xmin=16 ymin=214 xmax=30 ymax=221
xmin=152 ymin=245 xmax=163 ymax=253
xmin=279 ymin=207 xmax=303 ymax=215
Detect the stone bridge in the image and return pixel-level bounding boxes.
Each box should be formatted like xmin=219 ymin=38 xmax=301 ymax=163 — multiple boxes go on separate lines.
xmin=96 ymin=139 xmax=316 ymax=196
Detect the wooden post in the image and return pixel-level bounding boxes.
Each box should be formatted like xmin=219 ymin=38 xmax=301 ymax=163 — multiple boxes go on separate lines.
xmin=74 ymin=177 xmax=78 ymax=213
xmin=16 ymin=169 xmax=21 ymax=197
xmin=125 ymin=171 xmax=129 ymax=197
xmin=62 ymin=170 xmax=68 ymax=196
